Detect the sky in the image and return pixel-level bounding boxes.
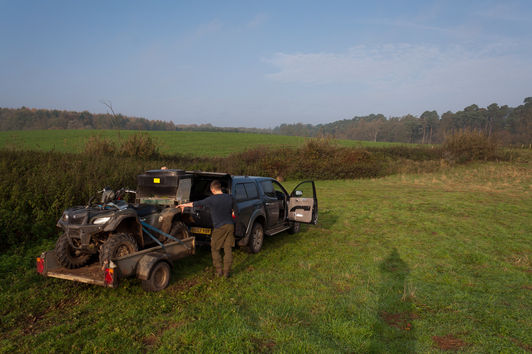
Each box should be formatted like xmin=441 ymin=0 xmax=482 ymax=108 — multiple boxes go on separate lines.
xmin=1 ymin=0 xmax=531 ymax=128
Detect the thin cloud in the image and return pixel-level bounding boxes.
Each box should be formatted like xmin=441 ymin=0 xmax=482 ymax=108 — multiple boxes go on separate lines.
xmin=246 ymin=13 xmax=269 ymax=28
xmin=474 ymin=2 xmax=531 ymax=22
xmin=264 ymin=43 xmax=530 ymax=89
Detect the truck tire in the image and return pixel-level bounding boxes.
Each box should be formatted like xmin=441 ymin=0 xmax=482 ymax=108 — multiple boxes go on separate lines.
xmin=141 ymin=261 xmax=171 ymax=292
xmin=168 ymin=221 xmax=189 ymax=242
xmin=55 ymin=233 xmax=91 ymax=269
xmin=99 ymin=233 xmax=138 ymax=266
xmin=247 ymin=222 xmax=264 ymax=254
xmin=288 ymin=222 xmax=300 ymax=234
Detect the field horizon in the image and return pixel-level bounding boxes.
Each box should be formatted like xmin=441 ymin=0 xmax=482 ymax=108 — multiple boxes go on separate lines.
xmin=0 ymin=129 xmax=406 ymax=157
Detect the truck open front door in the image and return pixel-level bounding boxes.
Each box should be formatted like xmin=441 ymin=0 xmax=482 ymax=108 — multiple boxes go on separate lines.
xmin=288 ymin=181 xmax=318 ymax=224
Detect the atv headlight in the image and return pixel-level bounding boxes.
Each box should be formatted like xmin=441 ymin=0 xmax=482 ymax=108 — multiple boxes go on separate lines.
xmin=62 ymin=212 xmax=69 ymax=221
xmin=93 ymin=217 xmax=111 ymax=225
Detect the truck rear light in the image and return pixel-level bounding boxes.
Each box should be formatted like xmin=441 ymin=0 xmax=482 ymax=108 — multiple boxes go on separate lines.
xmin=36 ymin=257 xmax=44 ymax=274
xmin=104 ymin=268 xmax=114 ymax=285
xmin=232 ymin=211 xmax=236 ymax=220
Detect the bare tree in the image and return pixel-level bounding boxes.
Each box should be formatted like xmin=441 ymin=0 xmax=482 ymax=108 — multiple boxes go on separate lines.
xmin=100 ymin=99 xmax=120 ymax=129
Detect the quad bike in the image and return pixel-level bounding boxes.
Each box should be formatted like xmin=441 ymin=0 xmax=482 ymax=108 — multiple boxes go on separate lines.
xmin=54 ymin=170 xmax=189 ymax=269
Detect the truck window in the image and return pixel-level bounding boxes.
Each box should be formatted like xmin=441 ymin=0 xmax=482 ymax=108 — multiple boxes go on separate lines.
xmin=244 ymin=182 xmax=258 ymax=199
xmin=260 ymin=180 xmax=275 ymax=198
xmin=234 ymin=184 xmax=247 ymax=201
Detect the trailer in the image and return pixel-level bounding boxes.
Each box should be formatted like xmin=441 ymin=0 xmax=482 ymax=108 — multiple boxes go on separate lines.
xmin=37 ymin=236 xmax=195 ymax=292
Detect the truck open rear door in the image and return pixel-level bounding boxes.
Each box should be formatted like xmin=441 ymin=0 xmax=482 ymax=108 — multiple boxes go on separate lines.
xmin=288 ymin=181 xmax=318 ymax=224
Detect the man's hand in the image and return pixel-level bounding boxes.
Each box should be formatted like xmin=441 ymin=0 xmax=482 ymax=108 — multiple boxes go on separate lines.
xmin=177 ymin=202 xmax=193 ymax=211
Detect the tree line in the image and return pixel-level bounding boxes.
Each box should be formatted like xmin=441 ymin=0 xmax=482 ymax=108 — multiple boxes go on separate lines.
xmin=1 ymin=97 xmax=531 ymax=145
xmin=274 ymin=98 xmax=531 ymax=146
xmin=0 ymin=107 xmax=268 ymax=134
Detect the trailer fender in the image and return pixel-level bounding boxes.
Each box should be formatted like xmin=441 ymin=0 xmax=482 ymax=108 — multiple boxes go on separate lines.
xmin=137 ymin=253 xmax=173 ymax=281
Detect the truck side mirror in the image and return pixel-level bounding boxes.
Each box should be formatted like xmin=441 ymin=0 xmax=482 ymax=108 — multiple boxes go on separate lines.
xmin=294 ymin=190 xmax=303 ymax=197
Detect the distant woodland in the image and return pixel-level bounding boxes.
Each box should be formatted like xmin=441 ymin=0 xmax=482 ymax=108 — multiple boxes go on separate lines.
xmin=274 ymin=98 xmax=532 ymax=146
xmin=1 ymin=97 xmax=531 ymax=145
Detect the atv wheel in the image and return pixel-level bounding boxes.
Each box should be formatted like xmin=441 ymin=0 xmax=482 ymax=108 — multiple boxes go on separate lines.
xmin=55 ymin=233 xmax=91 ymax=269
xmin=141 ymin=261 xmax=171 ymax=292
xmin=168 ymin=221 xmax=189 ymax=242
xmin=247 ymin=222 xmax=264 ymax=254
xmin=288 ymin=222 xmax=300 ymax=234
xmin=99 ymin=233 xmax=138 ymax=266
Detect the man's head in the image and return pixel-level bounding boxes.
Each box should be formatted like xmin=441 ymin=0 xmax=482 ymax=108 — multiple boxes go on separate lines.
xmin=210 ymin=180 xmax=222 ymax=194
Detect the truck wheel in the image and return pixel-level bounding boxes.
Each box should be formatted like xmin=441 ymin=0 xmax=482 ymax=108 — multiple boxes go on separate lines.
xmin=247 ymin=222 xmax=264 ymax=254
xmin=99 ymin=233 xmax=138 ymax=266
xmin=169 ymin=221 xmax=189 ymax=242
xmin=288 ymin=222 xmax=300 ymax=234
xmin=141 ymin=262 xmax=171 ymax=292
xmin=55 ymin=233 xmax=91 ymax=269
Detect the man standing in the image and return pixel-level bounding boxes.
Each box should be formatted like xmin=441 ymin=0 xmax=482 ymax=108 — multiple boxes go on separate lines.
xmin=178 ymin=180 xmax=235 ymax=278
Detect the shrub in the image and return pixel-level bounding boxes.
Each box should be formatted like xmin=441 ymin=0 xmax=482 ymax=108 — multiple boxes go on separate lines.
xmin=442 ymin=130 xmax=498 ymax=163
xmin=118 ymin=132 xmax=160 ymax=159
xmin=83 ymin=133 xmax=160 ymax=159
xmin=83 ymin=135 xmax=116 ymax=155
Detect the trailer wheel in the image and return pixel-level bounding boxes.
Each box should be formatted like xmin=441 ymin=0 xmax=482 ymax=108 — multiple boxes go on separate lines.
xmin=55 ymin=233 xmax=91 ymax=269
xmin=247 ymin=222 xmax=264 ymax=254
xmin=142 ymin=261 xmax=171 ymax=292
xmin=288 ymin=222 xmax=300 ymax=234
xmin=99 ymin=233 xmax=138 ymax=266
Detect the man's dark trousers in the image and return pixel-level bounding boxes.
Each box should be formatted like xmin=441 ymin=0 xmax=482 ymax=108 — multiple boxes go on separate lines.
xmin=211 ymin=223 xmax=235 ymax=276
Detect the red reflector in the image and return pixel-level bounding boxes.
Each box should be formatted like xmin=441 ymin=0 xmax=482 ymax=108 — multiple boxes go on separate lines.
xmin=104 ymin=268 xmax=114 ymax=285
xmin=36 ymin=257 xmax=44 ymax=274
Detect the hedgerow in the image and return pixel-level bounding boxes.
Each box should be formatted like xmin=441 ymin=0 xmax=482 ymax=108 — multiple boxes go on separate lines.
xmin=0 ymin=137 xmax=509 ymax=251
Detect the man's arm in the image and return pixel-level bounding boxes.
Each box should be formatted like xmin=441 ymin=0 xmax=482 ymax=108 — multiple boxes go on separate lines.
xmin=176 ymin=202 xmax=193 ymax=212
xmin=177 ymin=197 xmax=210 ymax=211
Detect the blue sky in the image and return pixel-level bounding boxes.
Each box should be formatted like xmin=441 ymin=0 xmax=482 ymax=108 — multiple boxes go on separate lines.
xmin=1 ymin=1 xmax=531 ymax=128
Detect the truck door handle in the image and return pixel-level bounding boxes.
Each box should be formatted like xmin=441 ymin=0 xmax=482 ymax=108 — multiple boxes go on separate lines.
xmin=265 ymin=202 xmax=273 ymax=206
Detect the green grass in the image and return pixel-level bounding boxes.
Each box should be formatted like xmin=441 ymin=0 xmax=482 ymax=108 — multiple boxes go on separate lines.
xmin=0 ymin=130 xmax=402 ymax=157
xmin=1 ymin=161 xmax=531 ymax=352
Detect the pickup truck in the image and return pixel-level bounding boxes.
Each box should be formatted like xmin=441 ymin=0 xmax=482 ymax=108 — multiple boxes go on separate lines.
xmin=183 ymin=172 xmax=318 ymax=253
xmin=37 ymin=169 xmax=318 ymax=291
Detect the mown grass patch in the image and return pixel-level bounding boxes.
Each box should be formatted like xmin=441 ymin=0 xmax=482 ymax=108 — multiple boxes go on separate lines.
xmin=1 ymin=161 xmax=530 ymax=352
xmin=0 ymin=130 xmax=402 ymax=157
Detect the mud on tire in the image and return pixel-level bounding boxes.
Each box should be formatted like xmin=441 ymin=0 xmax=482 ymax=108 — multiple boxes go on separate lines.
xmin=55 ymin=233 xmax=91 ymax=269
xmin=99 ymin=233 xmax=138 ymax=266
xmin=168 ymin=221 xmax=189 ymax=242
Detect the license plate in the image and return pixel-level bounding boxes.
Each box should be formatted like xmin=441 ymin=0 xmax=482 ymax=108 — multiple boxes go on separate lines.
xmin=190 ymin=227 xmax=211 ymax=235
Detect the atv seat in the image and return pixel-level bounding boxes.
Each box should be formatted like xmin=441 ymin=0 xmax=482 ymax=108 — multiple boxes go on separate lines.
xmin=133 ymin=205 xmax=159 ymax=217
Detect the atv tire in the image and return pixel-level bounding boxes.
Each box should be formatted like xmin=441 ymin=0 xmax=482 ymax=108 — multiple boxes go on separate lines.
xmin=55 ymin=233 xmax=91 ymax=269
xmin=168 ymin=221 xmax=189 ymax=242
xmin=99 ymin=233 xmax=138 ymax=266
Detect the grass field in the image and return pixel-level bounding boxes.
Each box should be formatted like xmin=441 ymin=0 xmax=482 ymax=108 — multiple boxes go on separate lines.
xmin=0 ymin=161 xmax=530 ymax=352
xmin=0 ymin=130 xmax=401 ymax=157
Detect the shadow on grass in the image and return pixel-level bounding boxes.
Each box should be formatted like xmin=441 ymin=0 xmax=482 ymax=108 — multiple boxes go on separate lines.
xmin=369 ymin=248 xmax=417 ymax=353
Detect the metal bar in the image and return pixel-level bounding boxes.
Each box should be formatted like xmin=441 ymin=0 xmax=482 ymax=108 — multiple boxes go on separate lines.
xmin=141 ymin=221 xmax=191 ymax=250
